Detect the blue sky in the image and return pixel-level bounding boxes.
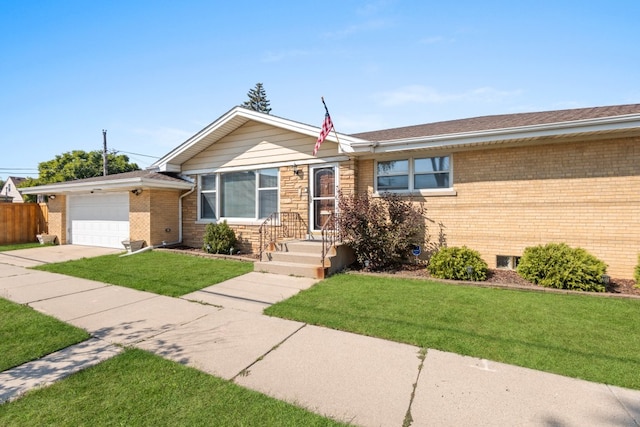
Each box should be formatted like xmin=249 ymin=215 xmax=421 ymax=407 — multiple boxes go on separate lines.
xmin=1 ymin=0 xmax=639 ymax=178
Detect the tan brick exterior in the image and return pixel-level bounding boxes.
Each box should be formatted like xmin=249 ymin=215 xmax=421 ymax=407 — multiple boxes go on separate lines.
xmin=358 ymin=136 xmax=640 ymax=279
xmin=45 ymin=195 xmax=66 ymax=244
xmin=129 ymin=190 xmax=181 ymax=246
xmin=48 ymin=190 xmax=182 ymax=248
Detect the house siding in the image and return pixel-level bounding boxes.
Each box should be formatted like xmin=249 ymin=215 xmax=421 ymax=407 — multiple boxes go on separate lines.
xmin=182 ymin=121 xmax=332 ymax=172
xmin=358 ymin=136 xmax=640 ymax=279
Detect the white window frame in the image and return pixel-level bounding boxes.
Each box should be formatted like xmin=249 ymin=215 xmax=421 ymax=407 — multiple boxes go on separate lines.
xmin=375 ymin=155 xmax=456 ymax=196
xmin=197 ymin=168 xmax=280 ymax=224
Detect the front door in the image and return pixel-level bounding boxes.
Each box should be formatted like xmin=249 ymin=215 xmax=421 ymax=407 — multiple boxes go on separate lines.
xmin=310 ymin=165 xmax=337 ymax=231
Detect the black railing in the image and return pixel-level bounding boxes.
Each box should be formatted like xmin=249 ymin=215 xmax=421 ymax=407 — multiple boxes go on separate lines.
xmin=258 ymin=212 xmax=308 ymax=261
xmin=320 ymin=212 xmax=341 ymax=266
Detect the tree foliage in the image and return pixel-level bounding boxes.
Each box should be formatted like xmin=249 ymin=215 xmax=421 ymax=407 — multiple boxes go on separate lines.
xmin=22 ymin=150 xmax=139 ymax=187
xmin=241 ymin=82 xmax=272 ymax=114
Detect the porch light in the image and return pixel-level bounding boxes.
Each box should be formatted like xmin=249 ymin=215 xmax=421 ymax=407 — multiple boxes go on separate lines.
xmin=131 ymin=188 xmax=143 ymax=196
xmin=48 ymin=195 xmax=56 ymax=200
xmin=292 ymin=163 xmax=303 ymax=178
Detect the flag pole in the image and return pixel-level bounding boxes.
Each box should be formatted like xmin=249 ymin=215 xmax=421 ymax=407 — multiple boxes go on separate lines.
xmin=322 ymin=97 xmax=344 ymax=152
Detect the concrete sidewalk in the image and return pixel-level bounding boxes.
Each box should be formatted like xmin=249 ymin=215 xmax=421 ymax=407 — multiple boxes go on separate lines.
xmin=1 ymin=247 xmax=639 ymax=425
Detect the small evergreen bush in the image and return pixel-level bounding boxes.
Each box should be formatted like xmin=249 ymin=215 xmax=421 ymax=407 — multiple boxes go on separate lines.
xmin=516 ymin=243 xmax=607 ymax=292
xmin=634 ymin=254 xmax=640 ymax=288
xmin=202 ymin=221 xmax=237 ymax=254
xmin=427 ymin=246 xmax=488 ymax=281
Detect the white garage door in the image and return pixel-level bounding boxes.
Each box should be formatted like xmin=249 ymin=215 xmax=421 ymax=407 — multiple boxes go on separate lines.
xmin=68 ymin=193 xmax=130 ymax=249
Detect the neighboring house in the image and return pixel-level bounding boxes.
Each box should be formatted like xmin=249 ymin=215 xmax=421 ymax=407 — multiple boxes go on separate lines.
xmin=20 ymin=103 xmax=640 ymax=279
xmin=1 ymin=177 xmax=26 ymax=202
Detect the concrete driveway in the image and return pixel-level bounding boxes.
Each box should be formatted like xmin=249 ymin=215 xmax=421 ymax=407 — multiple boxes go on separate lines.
xmin=0 ymin=245 xmax=122 ymax=267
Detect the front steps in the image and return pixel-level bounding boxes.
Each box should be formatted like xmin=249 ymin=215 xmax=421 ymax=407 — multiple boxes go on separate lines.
xmin=254 ymin=240 xmax=352 ymax=279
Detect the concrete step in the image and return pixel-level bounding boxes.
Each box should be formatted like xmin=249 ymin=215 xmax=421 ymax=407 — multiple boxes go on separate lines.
xmin=267 ymin=250 xmax=330 ymax=267
xmin=278 ymin=240 xmax=324 ymax=255
xmin=254 ymin=260 xmax=326 ymax=279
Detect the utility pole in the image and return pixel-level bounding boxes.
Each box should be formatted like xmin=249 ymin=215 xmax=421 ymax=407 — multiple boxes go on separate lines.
xmin=102 ymin=129 xmax=108 ymax=176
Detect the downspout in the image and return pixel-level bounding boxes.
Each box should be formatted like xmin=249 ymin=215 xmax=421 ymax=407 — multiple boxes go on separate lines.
xmin=177 ymin=184 xmax=196 ymax=245
xmin=149 ymin=184 xmax=195 ymax=249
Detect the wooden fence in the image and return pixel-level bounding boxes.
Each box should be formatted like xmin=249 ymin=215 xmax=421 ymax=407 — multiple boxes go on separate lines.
xmin=0 ymin=203 xmax=48 ymax=245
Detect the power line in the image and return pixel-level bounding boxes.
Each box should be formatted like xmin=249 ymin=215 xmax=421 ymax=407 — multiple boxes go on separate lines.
xmin=113 ymin=149 xmax=160 ymax=159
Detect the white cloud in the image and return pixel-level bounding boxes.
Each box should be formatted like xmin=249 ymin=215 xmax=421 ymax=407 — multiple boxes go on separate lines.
xmin=373 ymin=85 xmax=523 ymax=107
xmin=322 ymin=19 xmax=391 ymax=39
xmin=418 ymin=35 xmax=456 ymax=45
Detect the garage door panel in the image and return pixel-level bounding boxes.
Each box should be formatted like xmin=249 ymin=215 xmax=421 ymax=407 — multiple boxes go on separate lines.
xmin=68 ymin=193 xmax=130 ymax=249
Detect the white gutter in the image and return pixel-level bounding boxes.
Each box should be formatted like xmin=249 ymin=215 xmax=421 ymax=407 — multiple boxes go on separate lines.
xmin=20 ymin=177 xmax=193 ymax=195
xmin=351 ymin=114 xmax=640 ymax=154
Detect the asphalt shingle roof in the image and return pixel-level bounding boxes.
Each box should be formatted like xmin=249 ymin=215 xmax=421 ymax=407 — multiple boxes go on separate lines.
xmin=351 ymin=104 xmax=640 ymax=142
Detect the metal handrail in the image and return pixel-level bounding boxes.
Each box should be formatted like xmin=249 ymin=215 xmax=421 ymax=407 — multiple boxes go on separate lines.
xmin=258 ymin=212 xmax=308 ymax=261
xmin=320 ymin=211 xmax=341 ymax=266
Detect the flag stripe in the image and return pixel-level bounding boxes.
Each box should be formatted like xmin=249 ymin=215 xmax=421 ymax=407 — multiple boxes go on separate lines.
xmin=313 ymin=102 xmax=334 ymax=156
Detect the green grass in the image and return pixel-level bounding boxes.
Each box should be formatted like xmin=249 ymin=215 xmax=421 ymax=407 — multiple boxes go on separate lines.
xmin=34 ymin=251 xmax=254 ymax=297
xmin=0 ymin=348 xmax=346 ymax=426
xmin=0 ymin=298 xmax=89 ymax=371
xmin=265 ymin=273 xmax=640 ymax=390
xmin=0 ymin=242 xmax=45 ymax=252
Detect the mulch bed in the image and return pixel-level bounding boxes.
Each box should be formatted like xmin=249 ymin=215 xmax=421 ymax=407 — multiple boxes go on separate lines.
xmin=368 ymin=263 xmax=640 ymax=298
xmin=160 ymin=245 xmax=640 ymax=298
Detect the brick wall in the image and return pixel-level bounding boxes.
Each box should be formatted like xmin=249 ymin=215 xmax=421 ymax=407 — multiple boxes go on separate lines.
xmin=129 ymin=191 xmax=150 ymax=244
xmin=357 ymin=136 xmax=640 ymax=279
xmin=149 ymin=190 xmax=181 ymax=245
xmin=47 ymin=195 xmax=66 ymax=244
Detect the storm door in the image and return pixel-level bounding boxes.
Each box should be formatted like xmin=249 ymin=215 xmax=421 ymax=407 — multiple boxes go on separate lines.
xmin=310 ymin=165 xmax=337 ymax=231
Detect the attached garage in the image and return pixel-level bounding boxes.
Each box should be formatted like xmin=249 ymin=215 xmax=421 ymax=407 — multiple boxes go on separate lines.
xmin=68 ymin=193 xmax=130 ymax=249
xmin=19 ymin=170 xmax=194 ymax=248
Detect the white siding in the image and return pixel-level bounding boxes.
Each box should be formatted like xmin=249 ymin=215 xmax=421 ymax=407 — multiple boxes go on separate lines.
xmin=182 ymin=121 xmax=337 ymax=171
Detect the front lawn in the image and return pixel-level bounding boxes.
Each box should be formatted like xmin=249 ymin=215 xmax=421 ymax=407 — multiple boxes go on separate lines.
xmin=34 ymin=251 xmax=253 ymax=297
xmin=265 ymin=273 xmax=640 ymax=390
xmin=0 ymin=298 xmax=89 ymax=371
xmin=0 ymin=348 xmax=345 ymax=426
xmin=0 ymin=243 xmax=44 ymax=252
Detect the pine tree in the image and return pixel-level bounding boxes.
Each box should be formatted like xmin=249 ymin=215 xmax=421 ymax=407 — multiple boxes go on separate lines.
xmin=241 ymin=82 xmax=272 ymax=114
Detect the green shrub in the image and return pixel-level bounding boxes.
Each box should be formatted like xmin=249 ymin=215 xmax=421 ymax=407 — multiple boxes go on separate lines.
xmin=634 ymin=254 xmax=640 ymax=288
xmin=516 ymin=243 xmax=607 ymax=292
xmin=337 ymin=192 xmax=427 ymax=271
xmin=202 ymin=221 xmax=237 ymax=254
xmin=427 ymin=246 xmax=488 ymax=281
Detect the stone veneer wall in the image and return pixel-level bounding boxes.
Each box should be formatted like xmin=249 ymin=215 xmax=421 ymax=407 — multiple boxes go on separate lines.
xmin=182 ymin=161 xmax=358 ymax=256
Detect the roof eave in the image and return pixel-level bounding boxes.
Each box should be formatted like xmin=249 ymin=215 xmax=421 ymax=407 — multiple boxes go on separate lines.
xmin=153 ymin=107 xmax=364 ymax=171
xmin=19 ymin=177 xmax=193 ymax=195
xmin=350 ymin=114 xmax=640 ymax=154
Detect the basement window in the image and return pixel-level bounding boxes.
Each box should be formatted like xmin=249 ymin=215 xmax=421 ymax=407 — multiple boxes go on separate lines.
xmin=496 ymin=255 xmax=520 ymax=270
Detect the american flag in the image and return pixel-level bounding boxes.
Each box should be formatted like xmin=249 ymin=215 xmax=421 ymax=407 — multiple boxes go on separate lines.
xmin=313 ymin=99 xmax=334 ymax=156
